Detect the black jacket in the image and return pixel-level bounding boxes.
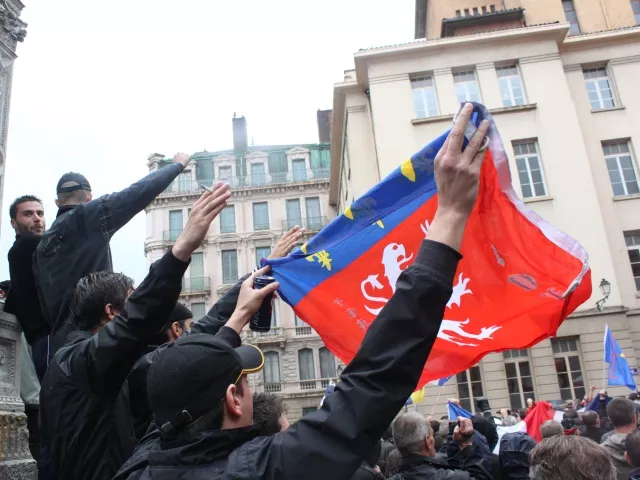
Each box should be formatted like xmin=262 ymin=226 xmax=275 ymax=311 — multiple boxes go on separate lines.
xmin=580 ymin=425 xmax=606 ymax=443
xmin=128 ymin=274 xmax=249 ymax=440
xmin=34 ymin=163 xmax=183 ymax=346
xmin=5 ymin=234 xmax=49 ymax=344
xmin=114 ymin=239 xmax=461 ymax=480
xmin=40 ymin=251 xmax=188 ymax=480
xmin=351 ymin=463 xmax=384 ymax=480
xmin=388 ymin=447 xmax=492 ymax=480
xmin=497 ymin=432 xmax=535 ymax=480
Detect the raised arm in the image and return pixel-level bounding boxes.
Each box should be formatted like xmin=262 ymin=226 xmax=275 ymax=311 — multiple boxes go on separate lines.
xmin=98 ymin=153 xmax=191 ymax=237
xmin=243 ymin=104 xmax=490 ymax=480
xmin=82 ymin=181 xmax=232 ymax=394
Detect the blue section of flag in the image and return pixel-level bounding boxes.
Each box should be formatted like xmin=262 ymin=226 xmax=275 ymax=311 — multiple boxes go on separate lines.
xmin=605 ymin=325 xmax=637 ymax=390
xmin=448 ymin=402 xmax=473 ymax=420
xmin=266 ymin=108 xmax=484 ymax=307
xmin=438 ymin=376 xmax=452 ymax=387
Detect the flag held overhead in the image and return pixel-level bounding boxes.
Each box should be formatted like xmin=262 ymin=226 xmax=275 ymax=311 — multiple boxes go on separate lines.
xmin=267 ymin=102 xmax=591 ymax=389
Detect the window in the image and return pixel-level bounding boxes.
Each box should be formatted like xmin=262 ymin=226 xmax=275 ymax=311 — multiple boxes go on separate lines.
xmin=603 ymin=141 xmax=640 ymax=197
xmin=219 ymin=166 xmax=232 ymax=182
xmin=295 ymin=314 xmax=312 ymax=335
xmin=464 ymin=8 xmax=470 ymax=15
xmin=319 ymin=347 xmax=336 ymax=387
xmin=633 ymin=0 xmax=640 ymax=24
xmin=472 ymin=7 xmax=479 ymax=15
xmin=292 ymin=159 xmax=307 ymax=182
xmin=264 ymin=352 xmax=281 ymax=392
xmin=456 ymin=366 xmax=484 ymax=413
xmin=286 ymin=199 xmax=302 ymax=229
xmin=255 ymin=246 xmax=271 ymax=268
xmin=177 ymin=172 xmax=191 ymax=193
xmin=221 ymin=250 xmax=238 ymax=284
xmin=551 ymin=338 xmax=586 ymax=401
xmin=453 ymin=70 xmax=481 ymax=104
xmin=496 ymin=65 xmax=526 ymax=107
xmin=252 ymin=202 xmax=269 ymax=231
xmin=563 ymin=0 xmax=581 ymax=34
xmin=513 ymin=142 xmax=547 ymax=198
xmin=168 ymin=210 xmax=183 ymax=241
xmin=220 ymin=205 xmax=236 ymax=233
xmin=191 ymin=302 xmax=206 ymax=319
xmin=455 ymin=9 xmax=462 ymax=17
xmin=189 ymin=253 xmax=205 ymax=291
xmin=305 ymin=197 xmax=322 ymax=231
xmin=196 ymin=160 xmax=213 ymax=183
xmin=625 ymin=232 xmax=640 ymax=291
xmin=411 ymin=76 xmax=440 ymax=118
xmin=251 ymin=163 xmax=266 ymax=186
xmin=298 ymin=348 xmax=316 ymax=389
xmin=504 ymin=350 xmax=535 ymax=409
xmin=583 ymin=67 xmax=615 ymax=110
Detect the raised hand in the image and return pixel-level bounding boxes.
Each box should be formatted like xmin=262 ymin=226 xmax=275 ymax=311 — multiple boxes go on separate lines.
xmin=268 ymin=226 xmax=305 ymax=260
xmin=173 ymin=152 xmax=191 ymax=168
xmin=172 ymin=182 xmax=231 ymax=261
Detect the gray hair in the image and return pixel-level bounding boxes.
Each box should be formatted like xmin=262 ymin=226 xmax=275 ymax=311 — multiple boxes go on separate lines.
xmin=530 ymin=435 xmax=616 ymax=480
xmin=392 ymin=412 xmax=431 ymax=456
xmin=539 ymin=420 xmax=563 ymax=439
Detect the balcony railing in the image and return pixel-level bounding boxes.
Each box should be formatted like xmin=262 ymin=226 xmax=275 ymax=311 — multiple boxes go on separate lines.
xmin=264 ymin=383 xmax=282 ymax=393
xmin=220 ymin=224 xmax=236 ymax=234
xmin=253 ymin=377 xmax=337 ymax=395
xmin=241 ymin=327 xmax=285 ymax=344
xmin=163 ymin=230 xmax=182 ymax=242
xmin=294 ymin=325 xmax=314 ymax=336
xmin=283 ymin=216 xmax=328 ymax=232
xmin=222 ymin=272 xmax=239 ymax=284
xmin=181 ymin=277 xmax=211 ymax=294
xmin=253 ymin=222 xmax=270 ymax=231
xmin=161 ymin=168 xmax=330 ymax=196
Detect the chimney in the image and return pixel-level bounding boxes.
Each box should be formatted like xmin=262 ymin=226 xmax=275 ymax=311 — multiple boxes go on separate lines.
xmin=317 ymin=109 xmax=332 ymax=143
xmin=232 ymin=114 xmax=248 ymax=154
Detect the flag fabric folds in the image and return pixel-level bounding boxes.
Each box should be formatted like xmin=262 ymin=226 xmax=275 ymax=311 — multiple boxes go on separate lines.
xmin=405 ymin=387 xmax=426 ymax=406
xmin=523 ymin=401 xmax=555 ymax=443
xmin=604 ymin=325 xmax=637 ymax=390
xmin=437 ymin=376 xmax=452 ymax=387
xmin=266 ymin=102 xmax=591 ymax=388
xmin=447 ymin=402 xmax=473 ymax=420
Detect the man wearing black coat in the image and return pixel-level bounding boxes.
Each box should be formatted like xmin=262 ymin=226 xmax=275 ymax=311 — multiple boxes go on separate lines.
xmin=114 ymin=103 xmax=491 ymax=480
xmin=39 ymin=183 xmax=235 ymax=480
xmin=34 ymin=153 xmax=191 ymax=353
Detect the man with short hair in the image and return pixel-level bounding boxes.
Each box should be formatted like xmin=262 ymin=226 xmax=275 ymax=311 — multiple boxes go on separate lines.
xmin=34 ymin=153 xmax=191 ymax=352
xmin=5 ymin=195 xmax=50 ymax=379
xmin=253 ymin=393 xmax=290 ymax=436
xmin=115 ymin=103 xmax=490 ymax=480
xmin=625 ymin=429 xmax=640 ymax=479
xmin=580 ymin=410 xmax=605 ymax=443
xmin=389 ymin=412 xmax=491 ymax=479
xmin=40 ymin=182 xmax=234 ymax=480
xmin=529 ymin=435 xmax=615 ymax=480
xmin=540 ymin=420 xmax=563 ymax=439
xmin=601 ymin=397 xmax=637 ymax=480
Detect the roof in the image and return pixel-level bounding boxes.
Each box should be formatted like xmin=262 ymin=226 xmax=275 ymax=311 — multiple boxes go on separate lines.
xmin=190 ymin=143 xmax=330 ymax=160
xmin=441 ymin=8 xmax=525 ymax=37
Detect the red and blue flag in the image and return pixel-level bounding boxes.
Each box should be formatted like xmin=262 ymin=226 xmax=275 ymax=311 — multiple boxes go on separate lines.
xmin=266 ymin=103 xmax=591 ymax=388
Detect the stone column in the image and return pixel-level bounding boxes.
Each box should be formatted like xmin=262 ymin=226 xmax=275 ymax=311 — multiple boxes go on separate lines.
xmin=0 ymin=308 xmax=36 ymax=479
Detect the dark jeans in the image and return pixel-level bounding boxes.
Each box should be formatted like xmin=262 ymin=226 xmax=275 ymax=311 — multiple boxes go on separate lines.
xmin=32 ymin=335 xmax=50 ymax=383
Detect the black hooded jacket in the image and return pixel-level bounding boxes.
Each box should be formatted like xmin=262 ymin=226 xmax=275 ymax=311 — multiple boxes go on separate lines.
xmin=114 ymin=239 xmax=461 ymax=480
xmin=497 ymin=432 xmax=535 ymax=480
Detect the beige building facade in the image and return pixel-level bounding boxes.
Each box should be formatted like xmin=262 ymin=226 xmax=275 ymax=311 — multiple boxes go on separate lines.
xmin=144 ymin=117 xmax=342 ymax=421
xmin=331 ymin=0 xmax=640 ymax=415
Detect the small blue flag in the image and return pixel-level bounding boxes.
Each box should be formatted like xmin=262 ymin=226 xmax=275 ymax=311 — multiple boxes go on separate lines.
xmin=604 ymin=324 xmax=637 ymax=391
xmin=437 ymin=376 xmax=452 ymax=387
xmin=447 ymin=401 xmax=473 ymax=420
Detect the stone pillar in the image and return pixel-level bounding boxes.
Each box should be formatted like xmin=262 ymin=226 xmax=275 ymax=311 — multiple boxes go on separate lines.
xmin=0 ymin=309 xmax=36 ymax=479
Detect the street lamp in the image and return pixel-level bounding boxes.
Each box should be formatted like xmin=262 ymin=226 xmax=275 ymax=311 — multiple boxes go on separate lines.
xmin=596 ymin=278 xmax=611 ymax=311
xmin=336 ymin=365 xmax=343 ymax=378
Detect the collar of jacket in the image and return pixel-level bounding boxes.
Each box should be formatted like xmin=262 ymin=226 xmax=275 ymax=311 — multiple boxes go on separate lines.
xmin=56 ymin=204 xmax=77 ymax=218
xmin=399 ymin=453 xmax=451 ymax=472
xmin=149 ymin=424 xmax=263 ymax=467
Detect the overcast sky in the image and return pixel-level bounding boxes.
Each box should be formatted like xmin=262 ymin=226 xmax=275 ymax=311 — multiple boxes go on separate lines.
xmin=0 ymin=0 xmax=414 ymax=285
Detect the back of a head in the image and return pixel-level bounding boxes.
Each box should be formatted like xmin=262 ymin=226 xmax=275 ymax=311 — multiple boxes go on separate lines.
xmin=582 ymin=410 xmax=599 ymax=428
xmin=626 ymin=430 xmax=640 ymax=467
xmin=385 ymin=448 xmax=402 ymax=478
xmin=70 ymin=271 xmax=134 ymax=331
xmin=472 ymin=413 xmax=499 ymax=450
xmin=540 ymin=420 xmax=563 ymax=439
xmin=499 ymin=432 xmax=536 ymax=479
xmin=56 ymin=172 xmax=92 ymax=207
xmin=253 ymin=392 xmax=287 ymax=436
xmin=530 ymin=435 xmax=616 ymax=480
xmin=392 ymin=412 xmax=430 ymax=456
xmin=607 ymin=397 xmax=636 ymax=428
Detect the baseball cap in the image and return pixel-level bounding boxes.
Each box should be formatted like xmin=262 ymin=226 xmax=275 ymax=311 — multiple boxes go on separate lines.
xmin=56 ymin=172 xmax=92 ymax=194
xmin=147 ymin=334 xmax=264 ymax=433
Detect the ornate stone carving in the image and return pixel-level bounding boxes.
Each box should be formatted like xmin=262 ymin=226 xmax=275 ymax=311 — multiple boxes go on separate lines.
xmin=0 ymin=1 xmax=26 ymax=43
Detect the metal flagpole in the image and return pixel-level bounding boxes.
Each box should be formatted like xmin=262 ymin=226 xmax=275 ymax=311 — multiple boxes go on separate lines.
xmin=603 ymin=325 xmax=608 ymax=390
xmin=430 ymin=386 xmax=445 ymax=417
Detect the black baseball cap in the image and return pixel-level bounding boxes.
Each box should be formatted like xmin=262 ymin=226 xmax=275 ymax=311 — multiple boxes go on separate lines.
xmin=147 ymin=334 xmax=264 ymax=432
xmin=56 ymin=172 xmax=92 ymax=194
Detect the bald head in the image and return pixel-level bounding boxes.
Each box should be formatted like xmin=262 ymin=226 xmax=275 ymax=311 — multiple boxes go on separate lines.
xmin=540 ymin=420 xmax=563 ymax=439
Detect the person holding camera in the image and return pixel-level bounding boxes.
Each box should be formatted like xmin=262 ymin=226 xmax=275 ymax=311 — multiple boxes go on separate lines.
xmin=389 ymin=412 xmax=492 ymax=480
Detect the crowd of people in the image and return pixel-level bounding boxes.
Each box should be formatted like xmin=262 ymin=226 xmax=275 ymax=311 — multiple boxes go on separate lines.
xmin=1 ymin=103 xmax=636 ymax=480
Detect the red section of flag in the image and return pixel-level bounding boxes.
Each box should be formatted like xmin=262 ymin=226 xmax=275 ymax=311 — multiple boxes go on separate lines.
xmin=524 ymin=401 xmax=555 ymax=442
xmin=294 ymin=149 xmax=591 ymax=387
